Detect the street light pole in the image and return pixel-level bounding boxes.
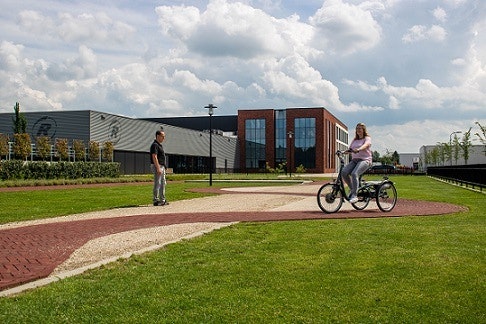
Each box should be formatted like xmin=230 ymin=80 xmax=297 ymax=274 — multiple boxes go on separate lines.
xmin=205 ymin=104 xmax=217 ymax=186
xmin=449 ymin=131 xmax=462 ymax=166
xmin=287 ymin=131 xmax=294 ymax=178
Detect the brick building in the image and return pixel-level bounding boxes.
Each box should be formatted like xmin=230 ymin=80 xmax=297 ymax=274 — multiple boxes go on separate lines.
xmin=238 ymin=107 xmax=348 ymax=173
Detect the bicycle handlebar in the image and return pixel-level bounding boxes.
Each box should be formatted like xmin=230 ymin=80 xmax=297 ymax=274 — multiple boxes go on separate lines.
xmin=336 ymin=149 xmax=353 ymax=156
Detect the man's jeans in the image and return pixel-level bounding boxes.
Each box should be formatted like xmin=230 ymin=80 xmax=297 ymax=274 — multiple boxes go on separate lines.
xmin=341 ymin=159 xmax=371 ymax=198
xmin=151 ymin=165 xmax=166 ymax=203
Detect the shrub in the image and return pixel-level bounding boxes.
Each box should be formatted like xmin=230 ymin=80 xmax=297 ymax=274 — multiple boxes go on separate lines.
xmin=13 ymin=133 xmax=31 ymax=160
xmin=295 ymin=164 xmax=307 ymax=173
xmin=89 ymin=141 xmax=100 ymax=162
xmin=0 ymin=133 xmax=9 ymax=159
xmin=0 ymin=160 xmax=120 ymax=180
xmin=55 ymin=138 xmax=69 ymax=161
xmin=0 ymin=160 xmax=24 ymax=180
xmin=102 ymin=141 xmax=114 ymax=161
xmin=73 ymin=139 xmax=86 ymax=162
xmin=36 ymin=136 xmax=51 ymax=161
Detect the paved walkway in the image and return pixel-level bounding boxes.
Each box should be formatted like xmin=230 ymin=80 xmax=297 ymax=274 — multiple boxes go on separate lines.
xmin=0 ymin=182 xmax=466 ymax=296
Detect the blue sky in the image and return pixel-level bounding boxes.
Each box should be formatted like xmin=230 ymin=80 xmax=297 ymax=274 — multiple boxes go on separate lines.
xmin=0 ymin=0 xmax=484 ymax=154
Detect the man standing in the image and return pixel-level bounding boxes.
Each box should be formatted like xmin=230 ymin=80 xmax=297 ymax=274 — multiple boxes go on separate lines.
xmin=150 ymin=130 xmax=169 ymax=206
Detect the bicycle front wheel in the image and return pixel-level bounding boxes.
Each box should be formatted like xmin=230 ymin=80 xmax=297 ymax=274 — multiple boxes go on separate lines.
xmin=317 ymin=183 xmax=343 ymax=213
xmin=376 ymin=181 xmax=397 ymax=212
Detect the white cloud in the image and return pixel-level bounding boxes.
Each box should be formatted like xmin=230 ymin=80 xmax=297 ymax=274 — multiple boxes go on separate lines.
xmin=17 ymin=10 xmax=136 ymax=45
xmin=432 ymin=7 xmax=447 ymax=22
xmin=402 ymin=24 xmax=447 ymax=43
xmin=309 ymin=0 xmax=382 ymax=54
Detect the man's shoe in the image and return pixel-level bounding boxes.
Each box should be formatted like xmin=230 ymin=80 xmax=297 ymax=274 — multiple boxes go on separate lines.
xmin=153 ymin=201 xmax=161 ymax=206
xmin=349 ymin=197 xmax=358 ymax=204
xmin=161 ymin=200 xmax=169 ymax=206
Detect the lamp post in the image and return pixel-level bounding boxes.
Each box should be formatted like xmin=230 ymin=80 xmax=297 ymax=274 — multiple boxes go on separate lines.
xmin=287 ymin=131 xmax=294 ymax=178
xmin=205 ymin=104 xmax=217 ymax=186
xmin=449 ymin=131 xmax=461 ymax=166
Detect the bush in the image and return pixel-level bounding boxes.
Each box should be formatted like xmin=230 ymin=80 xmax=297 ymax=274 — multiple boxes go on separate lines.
xmin=55 ymin=138 xmax=69 ymax=161
xmin=73 ymin=139 xmax=86 ymax=162
xmin=36 ymin=136 xmax=51 ymax=161
xmin=0 ymin=133 xmax=9 ymax=159
xmin=102 ymin=141 xmax=114 ymax=161
xmin=13 ymin=133 xmax=31 ymax=160
xmin=89 ymin=141 xmax=100 ymax=161
xmin=0 ymin=161 xmax=120 ymax=180
xmin=0 ymin=160 xmax=24 ymax=180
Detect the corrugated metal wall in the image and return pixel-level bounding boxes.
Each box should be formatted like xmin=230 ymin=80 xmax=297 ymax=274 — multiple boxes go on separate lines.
xmin=0 ymin=110 xmax=91 ymax=142
xmin=0 ymin=110 xmax=239 ymax=173
xmin=89 ymin=111 xmax=239 ymax=170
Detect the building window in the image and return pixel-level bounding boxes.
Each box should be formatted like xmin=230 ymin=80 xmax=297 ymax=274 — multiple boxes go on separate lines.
xmin=245 ymin=118 xmax=266 ymax=169
xmin=294 ymin=117 xmax=316 ymax=169
xmin=275 ymin=110 xmax=286 ymax=165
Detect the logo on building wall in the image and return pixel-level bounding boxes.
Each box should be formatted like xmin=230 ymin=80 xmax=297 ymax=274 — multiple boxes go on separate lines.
xmin=32 ymin=116 xmax=57 ymax=139
xmin=109 ymin=119 xmax=121 ymax=144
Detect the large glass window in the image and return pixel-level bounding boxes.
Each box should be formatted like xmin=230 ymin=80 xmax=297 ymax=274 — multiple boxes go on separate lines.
xmin=294 ymin=117 xmax=316 ymax=169
xmin=275 ymin=110 xmax=286 ymax=165
xmin=245 ymin=118 xmax=266 ymax=169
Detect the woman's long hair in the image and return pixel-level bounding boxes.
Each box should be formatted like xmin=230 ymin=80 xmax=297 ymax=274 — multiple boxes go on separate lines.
xmin=354 ymin=123 xmax=369 ymax=140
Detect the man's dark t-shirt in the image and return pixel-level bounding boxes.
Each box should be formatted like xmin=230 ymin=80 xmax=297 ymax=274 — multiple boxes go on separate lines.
xmin=150 ymin=140 xmax=166 ymax=166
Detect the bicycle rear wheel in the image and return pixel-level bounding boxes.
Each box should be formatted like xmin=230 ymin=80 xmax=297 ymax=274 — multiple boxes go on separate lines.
xmin=352 ymin=186 xmax=371 ymax=210
xmin=376 ymin=181 xmax=397 ymax=212
xmin=317 ymin=183 xmax=343 ymax=213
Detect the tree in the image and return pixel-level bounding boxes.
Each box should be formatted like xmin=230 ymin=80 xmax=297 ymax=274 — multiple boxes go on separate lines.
xmin=102 ymin=141 xmax=114 ymax=161
xmin=89 ymin=141 xmax=100 ymax=161
xmin=372 ymin=151 xmax=380 ymax=162
xmin=460 ymin=128 xmax=472 ymax=165
xmin=436 ymin=143 xmax=446 ymax=166
xmin=391 ymin=151 xmax=400 ymax=165
xmin=13 ymin=133 xmax=31 ymax=160
xmin=0 ymin=133 xmax=9 ymax=160
xmin=452 ymin=134 xmax=461 ymax=165
xmin=73 ymin=139 xmax=86 ymax=161
xmin=12 ymin=102 xmax=27 ymax=134
xmin=475 ymin=121 xmax=486 ymax=156
xmin=36 ymin=136 xmax=51 ymax=161
xmin=55 ymin=138 xmax=69 ymax=161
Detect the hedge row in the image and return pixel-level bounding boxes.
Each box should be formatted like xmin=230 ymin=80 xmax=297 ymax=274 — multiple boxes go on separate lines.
xmin=0 ymin=161 xmax=120 ymax=180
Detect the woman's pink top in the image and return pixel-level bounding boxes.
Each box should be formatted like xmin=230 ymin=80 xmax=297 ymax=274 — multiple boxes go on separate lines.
xmin=350 ymin=136 xmax=372 ymax=162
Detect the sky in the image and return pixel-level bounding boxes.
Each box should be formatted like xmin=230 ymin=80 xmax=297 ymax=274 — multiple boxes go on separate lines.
xmin=0 ymin=0 xmax=484 ymax=154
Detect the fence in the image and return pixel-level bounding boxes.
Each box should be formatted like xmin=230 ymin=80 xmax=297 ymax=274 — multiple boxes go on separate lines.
xmin=2 ymin=142 xmax=113 ymax=163
xmin=426 ymin=164 xmax=486 ymax=192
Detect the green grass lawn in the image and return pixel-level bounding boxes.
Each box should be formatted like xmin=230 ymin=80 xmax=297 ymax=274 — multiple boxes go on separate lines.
xmin=0 ymin=176 xmax=484 ymax=323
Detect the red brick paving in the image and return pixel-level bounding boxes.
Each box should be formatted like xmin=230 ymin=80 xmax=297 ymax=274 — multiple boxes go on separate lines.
xmin=0 ymin=188 xmax=466 ymax=292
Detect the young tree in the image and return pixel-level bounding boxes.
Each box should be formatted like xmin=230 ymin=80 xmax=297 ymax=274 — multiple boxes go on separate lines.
xmin=89 ymin=141 xmax=100 ymax=161
xmin=36 ymin=136 xmax=51 ymax=161
xmin=460 ymin=128 xmax=472 ymax=165
xmin=0 ymin=133 xmax=9 ymax=160
xmin=73 ymin=139 xmax=86 ymax=161
xmin=55 ymin=138 xmax=69 ymax=161
xmin=452 ymin=134 xmax=461 ymax=165
xmin=12 ymin=102 xmax=27 ymax=134
xmin=372 ymin=150 xmax=380 ymax=162
xmin=391 ymin=150 xmax=400 ymax=165
xmin=475 ymin=121 xmax=486 ymax=156
xmin=102 ymin=141 xmax=114 ymax=161
xmin=13 ymin=133 xmax=31 ymax=160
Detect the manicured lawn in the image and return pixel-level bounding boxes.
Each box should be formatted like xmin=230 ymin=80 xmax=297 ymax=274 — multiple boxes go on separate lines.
xmin=0 ymin=176 xmax=484 ymax=323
